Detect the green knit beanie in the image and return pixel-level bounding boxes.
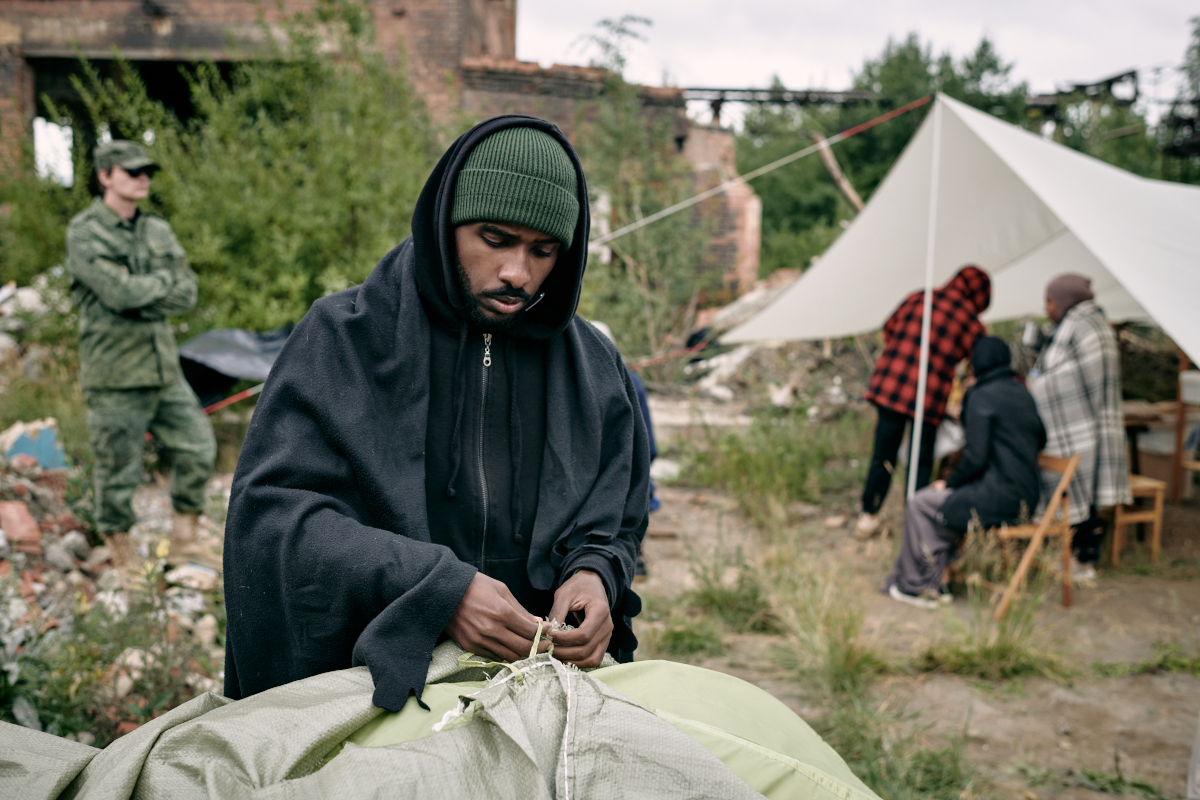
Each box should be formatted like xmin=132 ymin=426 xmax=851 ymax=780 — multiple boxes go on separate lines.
xmin=451 ymin=127 xmax=579 ymax=249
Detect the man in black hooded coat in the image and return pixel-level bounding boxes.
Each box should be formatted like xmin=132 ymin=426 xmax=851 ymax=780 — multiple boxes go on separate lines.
xmin=884 ymin=337 xmax=1046 ymax=607
xmin=223 ymin=116 xmax=650 ymax=712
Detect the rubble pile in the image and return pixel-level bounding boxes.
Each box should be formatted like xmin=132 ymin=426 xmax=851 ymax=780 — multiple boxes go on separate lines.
xmin=684 ymin=338 xmax=876 ymax=419
xmin=1 ymin=448 xmax=228 ymax=735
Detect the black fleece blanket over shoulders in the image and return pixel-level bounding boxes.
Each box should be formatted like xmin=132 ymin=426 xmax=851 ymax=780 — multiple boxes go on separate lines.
xmin=223 ymin=116 xmax=650 ymax=712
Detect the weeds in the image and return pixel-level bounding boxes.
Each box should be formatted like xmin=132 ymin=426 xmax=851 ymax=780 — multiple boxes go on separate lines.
xmin=1093 ymin=641 xmax=1200 ymax=677
xmin=686 ymin=545 xmax=781 ymax=634
xmin=0 ymin=348 xmax=91 ymax=465
xmin=1 ymin=545 xmax=220 ymax=745
xmin=653 ymin=618 xmax=725 ymax=658
xmin=681 ymin=409 xmax=870 ymax=530
xmin=1073 ymin=766 xmax=1170 ymax=800
xmin=766 ymin=540 xmax=890 ymax=697
xmin=916 ymin=529 xmax=1070 ymax=681
xmin=818 ymin=700 xmax=983 ymax=800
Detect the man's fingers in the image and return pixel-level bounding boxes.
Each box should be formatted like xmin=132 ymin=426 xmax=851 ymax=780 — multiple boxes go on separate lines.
xmin=550 ymin=597 xmax=610 ymax=647
xmin=547 ymin=596 xmax=571 ymax=629
xmin=552 ymin=639 xmax=608 ymax=667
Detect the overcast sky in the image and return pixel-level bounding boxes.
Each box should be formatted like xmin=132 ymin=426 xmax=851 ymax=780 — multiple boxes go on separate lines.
xmin=517 ymin=0 xmax=1194 ymax=125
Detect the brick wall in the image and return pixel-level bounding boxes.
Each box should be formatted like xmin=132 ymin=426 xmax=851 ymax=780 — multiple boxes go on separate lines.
xmin=0 ymin=0 xmax=760 ymax=293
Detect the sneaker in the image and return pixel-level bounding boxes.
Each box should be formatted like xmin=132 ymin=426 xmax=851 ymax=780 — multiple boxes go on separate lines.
xmin=889 ymin=584 xmax=939 ymax=610
xmin=935 ymin=585 xmax=954 ymax=605
xmin=1070 ymin=559 xmax=1097 ymax=584
xmin=853 ymin=512 xmax=881 ymax=539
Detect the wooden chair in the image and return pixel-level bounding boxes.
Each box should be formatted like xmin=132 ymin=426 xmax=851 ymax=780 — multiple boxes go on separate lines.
xmin=1111 ymin=474 xmax=1166 ymax=566
xmin=994 ymin=453 xmax=1081 ymax=621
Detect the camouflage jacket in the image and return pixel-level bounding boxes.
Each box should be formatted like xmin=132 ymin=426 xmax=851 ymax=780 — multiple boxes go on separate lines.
xmin=66 ymin=198 xmax=197 ymax=390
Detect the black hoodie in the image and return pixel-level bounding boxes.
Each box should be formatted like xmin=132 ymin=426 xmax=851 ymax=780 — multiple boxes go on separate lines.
xmin=223 ymin=116 xmax=650 ymax=712
xmin=939 ymin=338 xmax=1047 ymax=532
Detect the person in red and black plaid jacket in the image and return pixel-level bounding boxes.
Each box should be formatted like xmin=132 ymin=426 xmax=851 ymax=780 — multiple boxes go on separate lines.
xmin=854 ymin=266 xmax=991 ymax=538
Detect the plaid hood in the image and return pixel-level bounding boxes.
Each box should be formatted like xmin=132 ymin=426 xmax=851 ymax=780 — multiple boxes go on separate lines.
xmin=943 ymin=265 xmax=991 ymax=314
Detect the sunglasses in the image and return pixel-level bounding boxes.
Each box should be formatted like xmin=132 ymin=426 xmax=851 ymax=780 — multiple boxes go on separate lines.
xmin=122 ymin=166 xmax=154 ymax=178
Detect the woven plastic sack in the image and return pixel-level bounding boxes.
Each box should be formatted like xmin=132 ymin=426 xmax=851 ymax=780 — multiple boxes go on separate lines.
xmin=0 ymin=642 xmax=881 ymax=800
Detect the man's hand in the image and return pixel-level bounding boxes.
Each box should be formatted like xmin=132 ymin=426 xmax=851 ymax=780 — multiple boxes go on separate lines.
xmin=930 ymin=479 xmax=948 ymax=492
xmin=547 ymin=570 xmax=613 ymax=668
xmin=445 ymin=573 xmax=545 ymax=662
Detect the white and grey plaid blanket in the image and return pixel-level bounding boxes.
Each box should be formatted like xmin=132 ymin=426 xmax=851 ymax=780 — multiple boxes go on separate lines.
xmin=1029 ymin=300 xmax=1131 ymax=523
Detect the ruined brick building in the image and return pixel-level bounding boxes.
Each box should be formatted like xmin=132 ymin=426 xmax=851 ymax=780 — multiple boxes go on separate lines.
xmin=0 ymin=0 xmax=760 ymax=293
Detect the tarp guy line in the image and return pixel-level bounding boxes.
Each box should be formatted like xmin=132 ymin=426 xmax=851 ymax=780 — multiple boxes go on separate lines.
xmin=589 ymin=95 xmax=933 ymax=247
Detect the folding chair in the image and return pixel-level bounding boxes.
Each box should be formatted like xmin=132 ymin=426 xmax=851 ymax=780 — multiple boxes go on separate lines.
xmin=1112 ymin=474 xmax=1166 ymax=566
xmin=994 ymin=453 xmax=1081 ymax=621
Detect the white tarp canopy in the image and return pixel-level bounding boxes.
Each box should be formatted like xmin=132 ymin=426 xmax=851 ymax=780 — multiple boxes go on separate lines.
xmin=725 ymin=93 xmax=1200 ymax=364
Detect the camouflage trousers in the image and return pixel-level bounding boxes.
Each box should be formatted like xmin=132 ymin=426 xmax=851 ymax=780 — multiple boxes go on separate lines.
xmin=84 ymin=376 xmax=216 ymax=534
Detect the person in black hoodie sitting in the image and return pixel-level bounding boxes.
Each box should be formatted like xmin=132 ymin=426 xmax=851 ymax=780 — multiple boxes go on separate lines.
xmin=885 ymin=337 xmax=1046 ymax=608
xmin=222 ymin=117 xmax=650 ymax=713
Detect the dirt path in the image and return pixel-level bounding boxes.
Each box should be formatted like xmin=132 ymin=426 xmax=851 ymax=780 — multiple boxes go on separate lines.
xmin=638 ymin=485 xmax=1200 ymax=798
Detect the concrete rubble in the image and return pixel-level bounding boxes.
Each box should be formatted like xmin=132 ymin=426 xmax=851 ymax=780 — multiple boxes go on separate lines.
xmin=0 ymin=448 xmax=230 ymax=720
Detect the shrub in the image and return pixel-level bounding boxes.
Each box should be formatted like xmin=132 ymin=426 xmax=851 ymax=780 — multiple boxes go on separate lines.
xmin=0 ymin=4 xmax=438 ymax=338
xmin=1 ymin=547 xmax=220 ymax=745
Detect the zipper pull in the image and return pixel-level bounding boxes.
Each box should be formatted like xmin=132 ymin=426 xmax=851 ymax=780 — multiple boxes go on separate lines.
xmin=482 ymin=333 xmax=492 ymax=368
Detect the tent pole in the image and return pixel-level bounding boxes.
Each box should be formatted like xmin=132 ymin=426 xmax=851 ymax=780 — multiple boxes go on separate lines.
xmin=907 ymin=97 xmax=943 ymax=500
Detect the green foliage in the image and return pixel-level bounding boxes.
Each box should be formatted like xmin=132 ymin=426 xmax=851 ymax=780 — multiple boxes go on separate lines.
xmin=769 ymin=558 xmax=890 ymax=698
xmin=574 ymin=18 xmax=718 ymax=371
xmin=1093 ymin=642 xmax=1200 ymax=678
xmin=0 ymin=347 xmax=90 ymax=466
xmin=915 ymin=545 xmax=1070 ymax=681
xmin=0 ymin=4 xmax=438 ymax=336
xmin=1 ymin=554 xmax=219 ymax=745
xmin=739 ymin=36 xmax=1029 ymax=277
xmin=654 ymin=617 xmax=725 ymax=658
xmin=817 ymin=700 xmax=982 ymax=800
xmin=1073 ymin=766 xmax=1170 ymax=800
xmin=686 ymin=547 xmax=780 ymax=634
xmin=681 ymin=409 xmax=870 ymax=528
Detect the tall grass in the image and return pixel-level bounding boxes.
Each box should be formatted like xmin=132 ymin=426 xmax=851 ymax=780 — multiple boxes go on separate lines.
xmin=686 ymin=543 xmax=781 ymax=634
xmin=916 ymin=528 xmax=1070 ymax=681
xmin=762 ymin=532 xmax=986 ymax=800
xmin=682 ymin=409 xmax=870 ymax=529
xmin=0 ymin=348 xmax=90 ymax=464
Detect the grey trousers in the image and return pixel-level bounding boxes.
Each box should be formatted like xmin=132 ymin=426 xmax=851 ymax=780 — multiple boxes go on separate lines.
xmin=885 ymin=487 xmax=959 ymax=596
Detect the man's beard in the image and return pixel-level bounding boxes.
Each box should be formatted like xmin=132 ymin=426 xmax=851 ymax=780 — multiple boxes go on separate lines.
xmin=453 ymin=256 xmax=531 ymax=333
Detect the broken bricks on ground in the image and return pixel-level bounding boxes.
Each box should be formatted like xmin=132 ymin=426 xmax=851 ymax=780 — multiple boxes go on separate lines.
xmin=0 ymin=424 xmax=225 ymax=723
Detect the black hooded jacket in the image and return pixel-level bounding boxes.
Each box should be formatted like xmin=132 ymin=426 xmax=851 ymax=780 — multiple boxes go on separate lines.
xmin=223 ymin=116 xmax=650 ymax=712
xmin=938 ymin=338 xmax=1046 ymax=532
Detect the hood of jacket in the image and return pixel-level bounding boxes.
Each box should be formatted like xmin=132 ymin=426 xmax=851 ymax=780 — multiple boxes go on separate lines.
xmin=412 ymin=115 xmax=591 ymax=340
xmin=943 ymin=266 xmax=991 ymax=315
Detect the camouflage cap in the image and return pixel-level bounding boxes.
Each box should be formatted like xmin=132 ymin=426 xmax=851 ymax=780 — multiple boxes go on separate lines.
xmin=94 ymin=140 xmax=160 ymax=173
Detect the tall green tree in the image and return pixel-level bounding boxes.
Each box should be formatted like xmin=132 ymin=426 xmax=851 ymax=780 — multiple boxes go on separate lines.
xmin=0 ymin=1 xmax=438 ymax=334
xmin=574 ymin=17 xmax=717 ymax=371
xmin=738 ymin=35 xmax=1028 ymax=278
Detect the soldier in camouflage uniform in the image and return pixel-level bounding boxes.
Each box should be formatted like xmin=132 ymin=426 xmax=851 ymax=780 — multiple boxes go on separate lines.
xmin=66 ymin=140 xmax=216 ymax=568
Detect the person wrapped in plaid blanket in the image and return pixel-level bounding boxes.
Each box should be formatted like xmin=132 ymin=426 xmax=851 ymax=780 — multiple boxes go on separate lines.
xmin=1027 ymin=274 xmax=1131 ymax=576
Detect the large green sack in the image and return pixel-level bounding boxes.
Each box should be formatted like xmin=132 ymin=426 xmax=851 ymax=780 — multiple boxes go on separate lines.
xmin=0 ymin=643 xmax=881 ymax=800
xmin=347 ymin=655 xmax=877 ymax=800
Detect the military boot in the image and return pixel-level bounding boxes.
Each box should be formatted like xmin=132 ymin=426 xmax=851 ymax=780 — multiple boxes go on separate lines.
xmin=106 ymin=531 xmax=140 ymax=572
xmin=169 ymin=512 xmax=222 ymax=571
xmin=171 ymin=512 xmax=199 ymax=545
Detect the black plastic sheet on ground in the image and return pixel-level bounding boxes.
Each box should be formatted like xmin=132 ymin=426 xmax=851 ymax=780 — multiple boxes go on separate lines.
xmin=179 ymin=324 xmax=293 ymax=408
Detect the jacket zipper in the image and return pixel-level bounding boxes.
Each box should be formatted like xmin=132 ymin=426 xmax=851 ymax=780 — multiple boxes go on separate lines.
xmin=478 ymin=333 xmax=492 ymax=571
